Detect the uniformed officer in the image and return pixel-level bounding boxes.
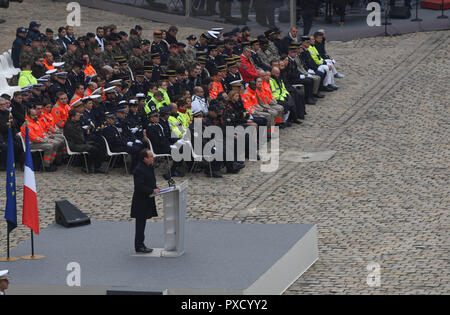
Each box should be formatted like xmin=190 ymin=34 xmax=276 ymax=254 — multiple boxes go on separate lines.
xmin=167 ymin=43 xmax=181 ymax=70
xmin=128 ymin=29 xmax=141 ymax=52
xmin=146 ymin=110 xmax=184 ymax=178
xmin=127 ymin=100 xmax=145 ymax=139
xmin=150 ymin=53 xmax=162 ymax=83
xmin=195 ymin=33 xmax=209 ymax=53
xmin=103 ymin=112 xmax=144 ymax=172
xmin=151 ymin=30 xmax=169 ymax=66
xmin=102 ymin=41 xmax=116 ymax=66
xmin=0 ymin=270 xmax=9 ymax=296
xmin=186 ymin=35 xmax=197 ymax=64
xmin=205 ymin=45 xmax=219 ymax=74
xmin=90 ymin=42 xmax=105 ymax=72
xmin=129 ymin=44 xmax=145 ymax=75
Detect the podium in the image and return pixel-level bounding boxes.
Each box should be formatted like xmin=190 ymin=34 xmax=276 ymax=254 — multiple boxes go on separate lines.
xmin=134 ymin=181 xmax=188 ymax=258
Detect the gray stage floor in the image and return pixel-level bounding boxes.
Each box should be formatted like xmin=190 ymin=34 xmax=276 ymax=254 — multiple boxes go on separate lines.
xmin=2 ymin=221 xmax=317 ymax=294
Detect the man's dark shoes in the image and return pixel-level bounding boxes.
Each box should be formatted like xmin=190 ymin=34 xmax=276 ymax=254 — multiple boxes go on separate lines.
xmin=94 ymin=168 xmax=106 ymax=174
xmin=314 ymin=93 xmax=325 ymax=98
xmin=172 ymin=170 xmax=185 ymax=177
xmin=135 ymin=247 xmax=153 ymax=254
xmin=44 ymin=166 xmax=57 ymax=172
xmin=306 ymin=98 xmax=316 ymax=105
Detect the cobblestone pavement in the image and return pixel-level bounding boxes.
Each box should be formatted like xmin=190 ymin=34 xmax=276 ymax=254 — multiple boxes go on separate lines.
xmin=1 ymin=1 xmax=449 ymax=295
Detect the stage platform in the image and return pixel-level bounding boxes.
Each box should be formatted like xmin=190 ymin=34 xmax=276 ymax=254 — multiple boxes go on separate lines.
xmin=2 ymin=221 xmax=318 ymax=295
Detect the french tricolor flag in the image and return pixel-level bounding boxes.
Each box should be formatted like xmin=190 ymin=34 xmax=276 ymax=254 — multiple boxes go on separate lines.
xmin=22 ymin=127 xmax=40 ymax=235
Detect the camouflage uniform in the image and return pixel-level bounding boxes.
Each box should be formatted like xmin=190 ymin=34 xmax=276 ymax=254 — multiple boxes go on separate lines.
xmin=119 ymin=41 xmax=132 ymax=58
xmin=47 ymin=39 xmax=62 ymax=58
xmin=186 ymin=44 xmax=196 ymax=62
xmin=167 ymin=53 xmax=181 ymax=70
xmin=257 ymin=47 xmax=273 ymax=67
xmin=129 ymin=54 xmax=145 ymax=73
xmin=62 ymin=52 xmax=77 ymax=71
xmin=142 ymin=50 xmax=152 ymax=63
xmin=102 ymin=50 xmax=116 ymax=66
xmin=91 ymin=53 xmax=105 ymax=72
xmin=128 ymin=37 xmax=141 ymax=50
xmin=266 ymin=41 xmax=281 ymax=62
xmin=19 ymin=50 xmax=34 ymax=67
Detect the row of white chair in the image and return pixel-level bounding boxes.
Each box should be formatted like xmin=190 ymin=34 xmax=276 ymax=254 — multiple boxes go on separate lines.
xmin=0 ymin=49 xmax=21 ymax=97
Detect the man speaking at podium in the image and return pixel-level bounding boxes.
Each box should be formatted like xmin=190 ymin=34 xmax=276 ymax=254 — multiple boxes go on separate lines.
xmin=131 ymin=149 xmax=160 ymax=254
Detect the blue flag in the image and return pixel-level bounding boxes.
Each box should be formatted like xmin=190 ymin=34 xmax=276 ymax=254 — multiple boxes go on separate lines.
xmin=5 ymin=126 xmax=17 ymax=234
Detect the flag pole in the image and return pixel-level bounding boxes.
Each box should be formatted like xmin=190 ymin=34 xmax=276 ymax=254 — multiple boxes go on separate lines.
xmin=0 ymin=115 xmax=21 ymax=262
xmin=21 ymin=230 xmax=44 ymax=260
xmin=21 ymin=122 xmax=44 ymax=261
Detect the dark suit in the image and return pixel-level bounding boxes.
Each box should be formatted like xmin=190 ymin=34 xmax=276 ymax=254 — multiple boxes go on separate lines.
xmin=131 ymin=161 xmax=159 ymax=249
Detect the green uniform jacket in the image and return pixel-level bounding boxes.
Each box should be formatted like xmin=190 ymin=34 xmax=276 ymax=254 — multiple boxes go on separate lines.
xmin=270 ymin=77 xmax=289 ymax=102
xmin=18 ymin=70 xmax=38 ymax=87
xmin=308 ymin=45 xmax=324 ymax=66
xmin=168 ymin=115 xmax=183 ymax=139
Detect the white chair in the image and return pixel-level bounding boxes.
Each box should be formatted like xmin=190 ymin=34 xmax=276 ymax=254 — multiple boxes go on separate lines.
xmin=3 ymin=52 xmax=20 ymax=75
xmin=0 ymin=54 xmax=14 ymax=79
xmin=0 ymin=75 xmax=21 ymax=97
xmin=62 ymin=135 xmax=90 ymax=173
xmin=184 ymin=140 xmax=213 ymax=178
xmin=19 ymin=133 xmax=45 ymax=171
xmin=146 ymin=138 xmax=172 ymax=178
xmin=102 ymin=136 xmax=129 ymax=175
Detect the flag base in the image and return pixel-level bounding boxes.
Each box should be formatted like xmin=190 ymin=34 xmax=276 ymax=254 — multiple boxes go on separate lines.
xmin=0 ymin=257 xmax=21 ymax=262
xmin=21 ymin=255 xmax=45 ymax=260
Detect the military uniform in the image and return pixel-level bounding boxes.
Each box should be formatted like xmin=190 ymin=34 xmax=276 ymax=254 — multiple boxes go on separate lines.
xmin=205 ymin=56 xmax=218 ymax=74
xmin=167 ymin=53 xmax=181 ymax=70
xmin=119 ymin=41 xmax=132 ymax=58
xmin=151 ymin=41 xmax=169 ymax=66
xmin=102 ymin=50 xmax=116 ymax=66
xmin=129 ymin=54 xmax=145 ymax=74
xmin=19 ymin=50 xmax=33 ymax=67
xmin=251 ymin=51 xmax=271 ymax=72
xmin=186 ymin=44 xmax=197 ymax=63
xmin=257 ymin=48 xmax=273 ymax=68
xmin=91 ymin=53 xmax=105 ymax=72
xmin=61 ymin=52 xmax=77 ymax=72
xmin=47 ymin=38 xmax=62 ymax=58
xmin=102 ymin=123 xmax=144 ymax=171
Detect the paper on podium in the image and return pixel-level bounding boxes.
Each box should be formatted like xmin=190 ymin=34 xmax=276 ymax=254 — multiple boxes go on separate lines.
xmin=151 ymin=187 xmax=175 ymax=197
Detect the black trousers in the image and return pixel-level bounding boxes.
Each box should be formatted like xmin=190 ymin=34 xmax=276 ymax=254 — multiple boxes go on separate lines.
xmin=291 ymin=77 xmax=315 ymax=99
xmin=287 ymin=90 xmax=306 ymax=120
xmin=135 ymin=218 xmax=147 ymax=250
xmin=302 ymin=8 xmax=315 ymax=35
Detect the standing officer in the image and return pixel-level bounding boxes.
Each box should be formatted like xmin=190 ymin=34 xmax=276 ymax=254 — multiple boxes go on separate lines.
xmin=0 ymin=270 xmax=9 ymax=295
xmin=131 ymin=149 xmax=160 ymax=254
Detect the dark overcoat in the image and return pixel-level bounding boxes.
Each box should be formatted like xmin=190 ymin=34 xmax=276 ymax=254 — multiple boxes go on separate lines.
xmin=131 ymin=161 xmax=158 ymax=219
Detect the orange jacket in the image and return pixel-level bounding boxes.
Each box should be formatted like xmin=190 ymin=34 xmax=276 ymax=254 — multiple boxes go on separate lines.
xmin=70 ymin=93 xmax=84 ymax=105
xmin=44 ymin=59 xmax=55 ymax=71
xmin=84 ymin=63 xmax=96 ymax=77
xmin=85 ymin=88 xmax=94 ymax=96
xmin=262 ymin=81 xmax=274 ymax=104
xmin=241 ymin=90 xmax=258 ymax=114
xmin=209 ymin=80 xmax=224 ymax=100
xmin=21 ymin=118 xmax=47 ymax=144
xmin=43 ymin=111 xmax=57 ymax=132
xmin=52 ymin=101 xmax=70 ymax=129
xmin=37 ymin=113 xmax=54 ymax=134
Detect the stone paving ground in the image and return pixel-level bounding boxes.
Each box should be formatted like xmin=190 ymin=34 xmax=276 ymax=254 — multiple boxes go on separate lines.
xmin=0 ymin=0 xmax=449 ymax=295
